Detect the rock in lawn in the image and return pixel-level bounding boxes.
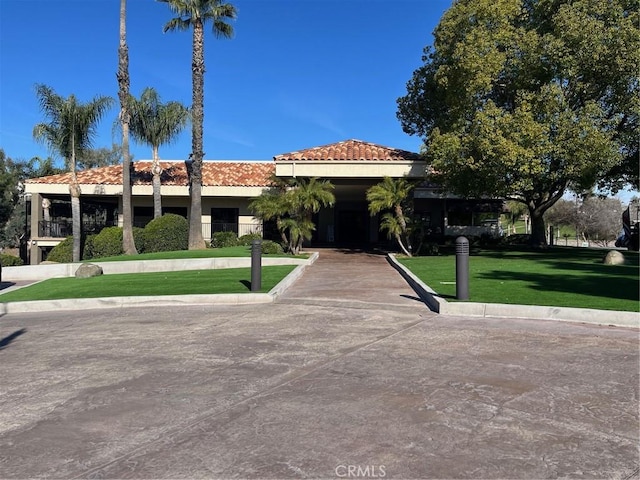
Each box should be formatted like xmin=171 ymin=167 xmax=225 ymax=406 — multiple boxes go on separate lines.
xmin=603 ymin=250 xmax=625 ymax=265
xmin=75 ymin=263 xmax=103 ymax=278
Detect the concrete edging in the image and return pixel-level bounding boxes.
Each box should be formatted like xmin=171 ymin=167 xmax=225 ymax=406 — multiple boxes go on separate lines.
xmin=1 ymin=256 xmax=310 ymax=282
xmin=387 ymin=254 xmax=639 ymax=328
xmin=269 ymin=251 xmax=319 ymax=300
xmin=0 ymin=252 xmax=320 ymax=315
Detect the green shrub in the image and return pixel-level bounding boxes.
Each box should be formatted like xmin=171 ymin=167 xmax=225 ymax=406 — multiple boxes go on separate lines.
xmin=261 ymin=239 xmax=284 ymax=255
xmin=479 ymin=233 xmax=504 ymax=247
xmin=47 ymin=237 xmax=73 ymax=263
xmin=143 ymin=214 xmax=189 ymax=253
xmin=0 ymin=253 xmax=24 ymax=266
xmin=212 ymin=231 xmax=238 ymax=248
xmin=504 ymin=234 xmax=531 ymax=245
xmin=238 ymin=233 xmax=263 ymax=246
xmin=82 ymin=234 xmax=97 ymax=260
xmin=416 ymin=242 xmax=439 ymax=256
xmin=91 ymin=227 xmax=124 ymax=259
xmin=133 ymin=226 xmax=146 ymax=253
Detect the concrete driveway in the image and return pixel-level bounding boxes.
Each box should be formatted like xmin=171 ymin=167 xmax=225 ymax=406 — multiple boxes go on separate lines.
xmin=0 ymin=249 xmax=638 ymax=479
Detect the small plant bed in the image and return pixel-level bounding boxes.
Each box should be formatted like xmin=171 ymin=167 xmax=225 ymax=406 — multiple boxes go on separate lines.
xmin=81 ymin=246 xmax=308 ymax=263
xmin=0 ymin=266 xmax=296 ymax=302
xmin=398 ymin=247 xmax=639 ymax=312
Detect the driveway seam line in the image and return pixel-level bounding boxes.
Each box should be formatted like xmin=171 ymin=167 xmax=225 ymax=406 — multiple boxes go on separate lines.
xmin=74 ymin=316 xmax=429 ymax=479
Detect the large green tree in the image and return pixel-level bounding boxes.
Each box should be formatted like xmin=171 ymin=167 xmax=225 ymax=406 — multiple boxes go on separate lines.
xmin=158 ymin=0 xmax=237 ymax=250
xmin=117 ymin=0 xmax=137 ymax=255
xmin=128 ymin=87 xmax=190 ymax=219
xmin=33 ymin=84 xmax=113 ymax=262
xmin=0 ymin=149 xmax=22 ymax=229
xmin=0 ymin=153 xmax=63 ymax=248
xmin=397 ymin=0 xmax=639 ymax=246
xmin=78 ymin=144 xmax=126 ymax=170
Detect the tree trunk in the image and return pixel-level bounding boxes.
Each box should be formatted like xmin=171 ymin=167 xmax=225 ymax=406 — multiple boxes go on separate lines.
xmin=529 ymin=208 xmax=548 ymax=248
xmin=395 ymin=233 xmax=412 ymax=257
xmin=395 ymin=204 xmax=412 ymax=254
xmin=70 ymin=181 xmax=82 ymax=263
xmin=275 ymin=218 xmax=288 ymax=247
xmin=189 ymin=180 xmax=205 ymax=248
xmin=152 ymin=145 xmax=162 ymax=219
xmin=118 ymin=0 xmax=137 ymax=255
xmin=188 ymin=19 xmax=206 ymax=249
xmin=69 ymin=135 xmax=82 ymax=263
xmin=526 ymin=189 xmax=566 ymax=248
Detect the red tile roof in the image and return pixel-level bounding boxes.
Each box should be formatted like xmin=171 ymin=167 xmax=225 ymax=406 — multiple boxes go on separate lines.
xmin=274 ymin=139 xmax=421 ymax=162
xmin=25 ymin=161 xmax=276 ymax=187
xmin=25 ymin=140 xmax=422 ymax=187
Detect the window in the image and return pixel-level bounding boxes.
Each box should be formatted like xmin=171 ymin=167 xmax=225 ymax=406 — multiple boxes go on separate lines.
xmin=211 ymin=208 xmax=238 ymax=234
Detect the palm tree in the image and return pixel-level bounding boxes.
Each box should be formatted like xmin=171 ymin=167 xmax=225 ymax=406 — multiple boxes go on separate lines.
xmin=128 ymin=87 xmax=190 ymax=218
xmin=33 ymin=84 xmax=113 ymax=262
xmin=288 ymin=177 xmax=335 ymax=253
xmin=280 ymin=216 xmax=315 ymax=255
xmin=248 ymin=190 xmax=290 ymax=246
xmin=378 ymin=213 xmax=411 ymax=256
xmin=158 ymin=0 xmax=237 ymax=249
xmin=249 ymin=177 xmax=334 ymax=254
xmin=291 ymin=177 xmax=335 ymax=222
xmin=367 ymin=176 xmax=414 ymax=256
xmin=117 ymin=0 xmax=137 ymax=255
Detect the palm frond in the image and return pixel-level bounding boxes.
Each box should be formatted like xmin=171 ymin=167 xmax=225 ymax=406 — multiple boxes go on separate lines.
xmin=128 ymin=87 xmax=189 ymax=150
xmin=163 ymin=17 xmax=191 ymax=32
xmin=289 ymin=177 xmax=335 ymax=215
xmin=366 ymin=176 xmax=413 ymax=214
xmin=159 ymin=0 xmax=236 ymax=35
xmin=33 ymin=85 xmax=113 ymax=167
xmin=379 ymin=212 xmax=403 ymax=239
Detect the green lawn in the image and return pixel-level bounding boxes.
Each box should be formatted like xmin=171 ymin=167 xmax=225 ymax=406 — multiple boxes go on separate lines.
xmin=0 ymin=266 xmax=296 ymax=302
xmin=399 ymin=247 xmax=639 ymax=312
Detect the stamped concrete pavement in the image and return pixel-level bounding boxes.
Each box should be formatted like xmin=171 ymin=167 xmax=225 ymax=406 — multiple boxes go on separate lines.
xmin=0 ymin=250 xmax=638 ymax=479
xmin=277 ymin=248 xmax=427 ymax=311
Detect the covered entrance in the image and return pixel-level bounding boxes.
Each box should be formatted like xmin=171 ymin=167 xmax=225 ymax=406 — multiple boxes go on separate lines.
xmin=273 ymin=139 xmax=428 ymax=248
xmin=336 ymin=205 xmax=369 ymax=245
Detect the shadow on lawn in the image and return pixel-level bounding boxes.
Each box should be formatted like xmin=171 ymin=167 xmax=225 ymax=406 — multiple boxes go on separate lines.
xmin=477 ymin=247 xmax=639 ymax=276
xmin=477 ymin=270 xmax=639 ymax=302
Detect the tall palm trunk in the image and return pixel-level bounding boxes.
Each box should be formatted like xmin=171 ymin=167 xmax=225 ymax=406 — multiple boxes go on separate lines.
xmin=188 ymin=18 xmax=206 ymax=249
xmin=118 ymin=0 xmax=137 ymax=255
xmin=151 ymin=145 xmax=163 ymax=219
xmin=69 ymin=134 xmax=82 ymax=262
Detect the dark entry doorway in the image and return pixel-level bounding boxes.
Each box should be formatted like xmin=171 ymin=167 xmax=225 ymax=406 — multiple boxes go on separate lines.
xmin=336 ymin=209 xmax=367 ymax=245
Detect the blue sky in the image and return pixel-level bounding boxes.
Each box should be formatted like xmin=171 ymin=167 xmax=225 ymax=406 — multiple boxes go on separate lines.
xmin=0 ymin=0 xmax=452 ymax=164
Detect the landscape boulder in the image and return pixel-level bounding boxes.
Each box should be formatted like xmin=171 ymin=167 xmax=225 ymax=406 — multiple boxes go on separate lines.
xmin=603 ymin=250 xmax=625 ymax=265
xmin=75 ymin=263 xmax=103 ymax=278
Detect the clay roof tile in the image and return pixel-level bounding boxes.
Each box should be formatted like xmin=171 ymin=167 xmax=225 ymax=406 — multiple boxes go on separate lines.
xmin=25 ymin=161 xmax=275 ymax=187
xmin=274 ymin=139 xmax=420 ymax=162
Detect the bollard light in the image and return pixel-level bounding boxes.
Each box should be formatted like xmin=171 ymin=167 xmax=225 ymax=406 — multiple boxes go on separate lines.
xmin=455 ymin=236 xmax=469 ymax=300
xmin=251 ymin=239 xmax=262 ymax=292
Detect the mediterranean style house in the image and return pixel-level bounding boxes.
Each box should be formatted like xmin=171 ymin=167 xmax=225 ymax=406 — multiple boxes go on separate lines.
xmin=23 ymin=139 xmax=503 ymax=264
